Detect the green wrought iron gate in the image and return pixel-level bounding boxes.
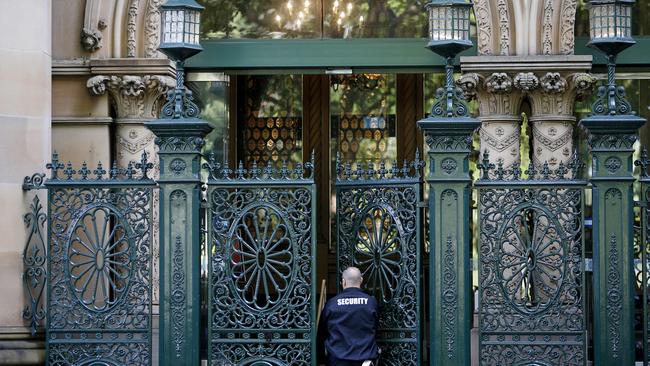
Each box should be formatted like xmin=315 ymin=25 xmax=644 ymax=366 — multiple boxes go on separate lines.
xmin=44 ymin=153 xmax=156 ymax=365
xmin=205 ymin=157 xmax=317 ymax=365
xmin=475 ymin=157 xmax=587 ymax=365
xmin=335 ymin=154 xmax=424 ymax=365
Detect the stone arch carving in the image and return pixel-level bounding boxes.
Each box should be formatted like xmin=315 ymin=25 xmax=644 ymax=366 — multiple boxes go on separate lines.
xmin=81 ymin=0 xmax=166 ymax=59
xmin=473 ymin=0 xmax=578 ymax=56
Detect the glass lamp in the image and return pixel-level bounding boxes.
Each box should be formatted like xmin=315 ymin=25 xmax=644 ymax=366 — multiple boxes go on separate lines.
xmin=159 ymin=0 xmax=204 ymax=62
xmin=425 ymin=0 xmax=473 ymax=58
xmin=584 ymin=0 xmax=638 ymax=116
xmin=588 ymin=0 xmax=635 ymax=56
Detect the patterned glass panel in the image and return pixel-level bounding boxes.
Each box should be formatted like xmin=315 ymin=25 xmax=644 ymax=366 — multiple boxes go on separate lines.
xmin=241 ymin=75 xmax=303 ymax=169
xmin=330 ymin=74 xmax=396 ymax=162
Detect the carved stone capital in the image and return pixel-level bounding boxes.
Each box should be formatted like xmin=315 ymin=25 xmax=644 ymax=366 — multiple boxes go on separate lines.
xmin=87 ymin=75 xmax=176 ymax=120
xmin=513 ymin=72 xmax=539 ymax=92
xmin=528 ymin=72 xmax=596 ymax=117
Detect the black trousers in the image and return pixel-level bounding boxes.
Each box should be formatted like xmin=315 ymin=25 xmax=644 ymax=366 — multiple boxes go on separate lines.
xmin=327 ymin=356 xmax=377 ymax=366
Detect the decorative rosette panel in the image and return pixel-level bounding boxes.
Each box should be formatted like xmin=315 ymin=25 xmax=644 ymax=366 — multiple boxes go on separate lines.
xmin=336 ymin=175 xmax=421 ymax=366
xmin=478 ymin=186 xmax=585 ymax=365
xmin=208 ymin=177 xmax=315 ymax=366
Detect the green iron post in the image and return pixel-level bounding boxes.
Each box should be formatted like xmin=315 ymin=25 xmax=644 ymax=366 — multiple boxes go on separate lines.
xmin=420 ymin=1 xmax=477 ymax=364
xmin=419 ymin=118 xmax=478 ymax=365
xmin=582 ymin=1 xmax=645 ymax=363
xmin=147 ymin=110 xmax=211 ymax=365
xmin=146 ymin=1 xmax=210 ymax=364
xmin=583 ymin=115 xmax=643 ymax=365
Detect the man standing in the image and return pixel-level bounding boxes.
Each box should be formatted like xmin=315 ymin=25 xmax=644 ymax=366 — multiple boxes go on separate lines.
xmin=317 ymin=267 xmax=379 ymax=366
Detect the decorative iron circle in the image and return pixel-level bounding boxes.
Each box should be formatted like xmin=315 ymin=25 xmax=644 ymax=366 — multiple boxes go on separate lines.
xmin=496 ymin=205 xmax=566 ymax=315
xmin=169 ymin=158 xmax=187 ymax=176
xmin=77 ymin=360 xmax=120 ymax=366
xmin=354 ymin=205 xmax=403 ymax=303
xmin=67 ymin=206 xmax=133 ymax=312
xmin=441 ymin=158 xmax=458 ymax=175
xmin=229 ymin=205 xmax=295 ymax=312
xmin=604 ymin=156 xmax=622 ymax=174
xmin=244 ymin=360 xmax=284 ymax=366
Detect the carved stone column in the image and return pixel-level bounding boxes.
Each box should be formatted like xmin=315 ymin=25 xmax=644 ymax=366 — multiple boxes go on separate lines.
xmin=528 ymin=72 xmax=596 ymax=170
xmin=460 ymin=56 xmax=594 ymax=177
xmin=458 ymin=72 xmax=524 ymax=178
xmin=87 ymin=73 xmax=175 ymax=306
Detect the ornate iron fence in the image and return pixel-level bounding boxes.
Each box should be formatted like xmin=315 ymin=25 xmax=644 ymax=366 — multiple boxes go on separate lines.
xmin=204 ymin=156 xmax=317 ymax=365
xmin=42 ymin=153 xmax=155 ymax=366
xmin=335 ymin=154 xmax=424 ymax=365
xmin=638 ymin=152 xmax=650 ymax=365
xmin=475 ymin=156 xmax=587 ymax=365
xmin=22 ymin=173 xmax=48 ymax=337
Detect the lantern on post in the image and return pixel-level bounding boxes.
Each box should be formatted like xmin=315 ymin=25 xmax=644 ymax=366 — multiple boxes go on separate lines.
xmin=588 ymin=0 xmax=635 ymax=56
xmin=586 ymin=0 xmax=636 ymax=115
xmin=580 ymin=1 xmax=646 ymax=365
xmin=155 ymin=0 xmax=206 ymax=120
xmin=146 ymin=1 xmax=212 ymax=365
xmin=423 ymin=0 xmax=474 ymax=118
xmin=159 ymin=0 xmax=204 ymax=62
xmin=426 ymin=0 xmax=473 ymax=58
xmin=417 ymin=1 xmax=478 ymax=364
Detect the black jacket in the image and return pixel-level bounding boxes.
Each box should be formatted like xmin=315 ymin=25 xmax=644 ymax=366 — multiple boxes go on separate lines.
xmin=317 ymin=287 xmax=379 ymax=362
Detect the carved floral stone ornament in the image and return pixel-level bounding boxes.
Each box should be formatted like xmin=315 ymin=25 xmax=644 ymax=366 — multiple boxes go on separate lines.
xmin=81 ymin=27 xmax=102 ymax=51
xmin=540 ymin=72 xmax=568 ymax=94
xmin=456 ymin=73 xmax=481 ymax=101
xmin=485 ymin=73 xmax=512 ymax=93
xmin=514 ymin=72 xmax=540 ymax=91
xmin=87 ymin=75 xmax=176 ymax=119
xmin=572 ymin=73 xmax=597 ymax=100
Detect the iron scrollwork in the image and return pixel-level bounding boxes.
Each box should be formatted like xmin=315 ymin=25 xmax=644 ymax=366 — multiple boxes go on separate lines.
xmin=478 ymin=186 xmax=585 ymax=365
xmin=45 ymin=154 xmax=154 ymax=366
xmin=208 ymin=158 xmax=316 ymax=365
xmin=22 ymin=195 xmax=47 ymax=336
xmin=336 ymin=157 xmax=422 ymax=365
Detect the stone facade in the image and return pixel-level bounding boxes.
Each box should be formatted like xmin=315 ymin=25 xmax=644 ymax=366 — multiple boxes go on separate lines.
xmin=0 ymin=1 xmax=51 ymax=363
xmin=0 ymin=0 xmax=642 ymax=364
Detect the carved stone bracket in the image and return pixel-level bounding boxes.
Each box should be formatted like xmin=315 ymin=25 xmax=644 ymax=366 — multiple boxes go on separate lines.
xmin=81 ymin=27 xmax=103 ymax=51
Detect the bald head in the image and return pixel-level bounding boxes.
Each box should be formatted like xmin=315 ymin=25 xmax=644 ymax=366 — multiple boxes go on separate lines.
xmin=342 ymin=267 xmax=363 ymax=289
